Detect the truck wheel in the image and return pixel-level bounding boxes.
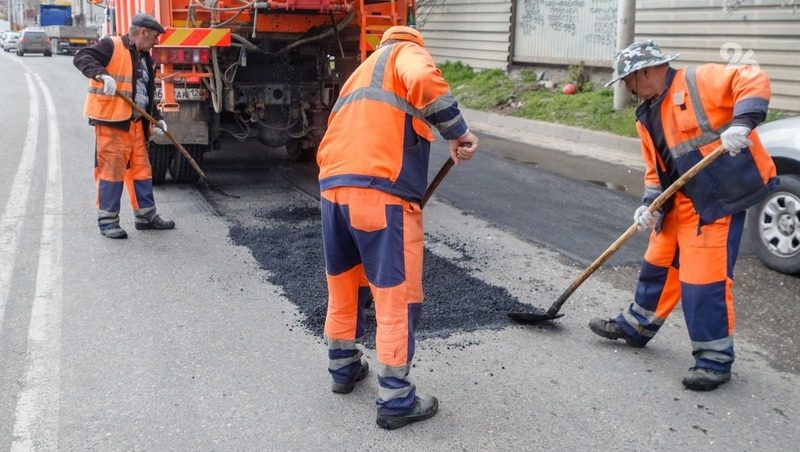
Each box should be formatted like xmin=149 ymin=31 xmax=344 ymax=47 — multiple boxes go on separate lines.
xmin=148 ymin=142 xmax=172 ymax=185
xmin=747 ymin=174 xmax=800 ymax=274
xmin=285 ymin=139 xmax=317 ymax=164
xmin=45 ymin=52 xmax=52 ymax=57
xmin=169 ymin=144 xmax=206 ymax=183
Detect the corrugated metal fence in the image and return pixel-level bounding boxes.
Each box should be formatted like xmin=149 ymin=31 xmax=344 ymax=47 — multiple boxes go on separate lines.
xmin=637 ymin=1 xmax=800 ymax=112
xmin=416 ymin=0 xmax=513 ymax=70
xmin=419 ymin=0 xmax=799 ymax=112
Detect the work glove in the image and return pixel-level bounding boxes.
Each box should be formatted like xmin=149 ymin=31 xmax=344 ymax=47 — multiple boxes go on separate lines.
xmin=151 ymin=120 xmax=168 ymax=136
xmin=633 ymin=205 xmax=662 ymax=232
xmin=98 ymin=74 xmax=116 ymax=96
xmin=720 ymin=125 xmax=752 ymax=156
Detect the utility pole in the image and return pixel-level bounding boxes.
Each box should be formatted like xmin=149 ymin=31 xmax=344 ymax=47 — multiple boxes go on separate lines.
xmin=613 ymin=0 xmax=636 ymax=110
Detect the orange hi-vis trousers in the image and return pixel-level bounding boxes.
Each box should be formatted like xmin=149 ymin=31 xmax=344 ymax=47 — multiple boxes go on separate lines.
xmin=94 ymin=121 xmax=156 ymax=231
xmin=321 ymin=186 xmax=423 ymax=416
xmin=615 ymin=192 xmax=745 ymax=372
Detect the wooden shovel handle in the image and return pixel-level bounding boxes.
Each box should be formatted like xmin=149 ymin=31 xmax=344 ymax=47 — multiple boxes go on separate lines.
xmin=546 ymin=144 xmax=727 ymax=316
xmin=116 ymin=93 xmax=207 ymax=180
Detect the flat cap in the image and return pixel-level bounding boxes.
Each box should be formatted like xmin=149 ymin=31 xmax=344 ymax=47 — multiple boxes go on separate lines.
xmin=131 ymin=13 xmax=165 ymax=34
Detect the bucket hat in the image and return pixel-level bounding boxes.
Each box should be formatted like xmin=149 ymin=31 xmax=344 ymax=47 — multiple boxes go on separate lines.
xmin=605 ymin=41 xmax=679 ymax=87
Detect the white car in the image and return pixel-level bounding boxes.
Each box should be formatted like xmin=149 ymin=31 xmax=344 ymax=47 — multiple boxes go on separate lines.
xmin=748 ymin=116 xmax=800 ymax=274
xmin=2 ymin=32 xmax=20 ymax=52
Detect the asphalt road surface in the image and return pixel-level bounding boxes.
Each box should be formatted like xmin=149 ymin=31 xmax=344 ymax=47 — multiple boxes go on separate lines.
xmin=0 ymin=52 xmax=798 ymax=451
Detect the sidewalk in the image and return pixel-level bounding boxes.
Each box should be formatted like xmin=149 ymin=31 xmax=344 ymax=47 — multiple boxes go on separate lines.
xmin=461 ymin=107 xmax=646 ymax=170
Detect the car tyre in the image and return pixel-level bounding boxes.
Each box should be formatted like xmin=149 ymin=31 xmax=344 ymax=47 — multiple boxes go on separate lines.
xmin=747 ymin=174 xmax=800 ymax=274
xmin=169 ymin=144 xmax=206 ymax=183
xmin=148 ymin=142 xmax=173 ymax=185
xmin=17 ymin=50 xmax=23 ymax=56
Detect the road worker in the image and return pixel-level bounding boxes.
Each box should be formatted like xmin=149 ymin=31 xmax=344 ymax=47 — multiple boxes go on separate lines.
xmin=591 ymin=41 xmax=777 ymax=390
xmin=73 ymin=13 xmax=174 ymax=239
xmin=316 ymin=26 xmax=479 ymax=429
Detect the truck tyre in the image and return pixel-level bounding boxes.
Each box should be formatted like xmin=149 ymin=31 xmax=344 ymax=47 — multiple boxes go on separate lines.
xmin=148 ymin=142 xmax=172 ymax=185
xmin=169 ymin=144 xmax=206 ymax=183
xmin=285 ymin=138 xmax=317 ymax=164
xmin=45 ymin=52 xmax=52 ymax=57
xmin=747 ymin=174 xmax=800 ymax=274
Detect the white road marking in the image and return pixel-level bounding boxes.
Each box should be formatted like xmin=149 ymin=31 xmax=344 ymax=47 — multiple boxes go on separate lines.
xmin=0 ymin=73 xmax=39 ymax=337
xmin=11 ymin=74 xmax=64 ymax=452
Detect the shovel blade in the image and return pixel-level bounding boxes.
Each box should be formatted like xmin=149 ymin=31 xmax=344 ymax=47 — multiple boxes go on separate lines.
xmin=508 ymin=311 xmax=564 ymax=324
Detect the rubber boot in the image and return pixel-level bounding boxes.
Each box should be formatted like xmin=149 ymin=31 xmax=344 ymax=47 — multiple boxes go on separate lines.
xmin=331 ymin=359 xmax=369 ymax=394
xmin=376 ymin=394 xmax=438 ymax=430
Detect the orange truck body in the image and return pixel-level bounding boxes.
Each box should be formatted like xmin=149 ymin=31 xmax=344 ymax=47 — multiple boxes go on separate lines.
xmin=103 ymin=0 xmax=416 ymax=183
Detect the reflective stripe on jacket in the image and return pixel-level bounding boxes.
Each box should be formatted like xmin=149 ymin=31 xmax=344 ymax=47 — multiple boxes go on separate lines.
xmin=83 ymin=36 xmax=134 ymax=122
xmin=316 ymin=42 xmax=468 ymax=202
xmin=636 ymin=64 xmax=777 ymax=225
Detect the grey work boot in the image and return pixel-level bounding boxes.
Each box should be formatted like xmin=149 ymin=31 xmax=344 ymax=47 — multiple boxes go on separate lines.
xmin=682 ymin=367 xmax=731 ymax=391
xmin=376 ymin=394 xmax=439 ymax=430
xmin=588 ymin=318 xmax=647 ymax=348
xmin=100 ymin=225 xmax=128 ymax=239
xmin=135 ymin=214 xmax=175 ymax=230
xmin=331 ymin=359 xmax=369 ymax=394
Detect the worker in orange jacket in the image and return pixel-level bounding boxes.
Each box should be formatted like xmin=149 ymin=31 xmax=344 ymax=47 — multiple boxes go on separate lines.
xmin=74 ymin=13 xmax=174 ymax=239
xmin=317 ymin=26 xmax=478 ymax=429
xmin=590 ymin=41 xmax=777 ymax=390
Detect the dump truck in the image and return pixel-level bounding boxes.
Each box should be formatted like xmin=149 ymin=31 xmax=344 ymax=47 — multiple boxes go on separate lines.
xmin=100 ymin=0 xmax=417 ymax=184
xmin=40 ymin=4 xmax=99 ymax=54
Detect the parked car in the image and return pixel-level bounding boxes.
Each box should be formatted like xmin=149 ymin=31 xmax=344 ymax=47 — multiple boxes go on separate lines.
xmin=0 ymin=31 xmax=8 ymax=46
xmin=2 ymin=32 xmax=20 ymax=52
xmin=748 ymin=116 xmax=800 ymax=274
xmin=17 ymin=28 xmax=52 ymax=56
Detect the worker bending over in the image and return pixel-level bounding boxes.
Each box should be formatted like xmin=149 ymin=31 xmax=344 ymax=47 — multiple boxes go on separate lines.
xmin=591 ymin=41 xmax=776 ymax=391
xmin=316 ymin=26 xmax=478 ymax=429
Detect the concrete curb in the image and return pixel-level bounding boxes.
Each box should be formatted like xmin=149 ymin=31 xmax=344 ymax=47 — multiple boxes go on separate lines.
xmin=461 ymin=107 xmax=645 ymax=170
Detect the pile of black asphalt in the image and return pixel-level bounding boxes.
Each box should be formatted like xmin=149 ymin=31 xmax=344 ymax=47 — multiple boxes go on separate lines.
xmin=228 ymin=205 xmax=536 ymax=346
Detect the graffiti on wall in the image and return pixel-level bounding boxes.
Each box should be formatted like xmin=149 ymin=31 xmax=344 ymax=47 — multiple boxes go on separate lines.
xmin=516 ymin=0 xmax=617 ymax=63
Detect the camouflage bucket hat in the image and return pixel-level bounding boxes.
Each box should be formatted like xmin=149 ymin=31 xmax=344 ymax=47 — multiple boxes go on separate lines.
xmin=605 ymin=41 xmax=679 ymax=87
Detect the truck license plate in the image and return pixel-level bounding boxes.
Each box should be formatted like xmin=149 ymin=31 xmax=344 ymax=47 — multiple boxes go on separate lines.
xmin=70 ymin=39 xmax=88 ymax=44
xmin=154 ymin=87 xmax=208 ymax=101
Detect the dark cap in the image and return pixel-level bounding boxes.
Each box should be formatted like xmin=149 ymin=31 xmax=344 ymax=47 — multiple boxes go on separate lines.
xmin=131 ymin=13 xmax=165 ymax=34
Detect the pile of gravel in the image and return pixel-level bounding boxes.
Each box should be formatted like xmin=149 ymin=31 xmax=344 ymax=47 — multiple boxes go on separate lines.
xmin=229 ymin=206 xmax=534 ymax=346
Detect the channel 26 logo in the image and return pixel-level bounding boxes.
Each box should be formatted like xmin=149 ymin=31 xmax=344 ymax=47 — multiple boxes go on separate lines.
xmin=720 ymin=42 xmax=760 ymax=78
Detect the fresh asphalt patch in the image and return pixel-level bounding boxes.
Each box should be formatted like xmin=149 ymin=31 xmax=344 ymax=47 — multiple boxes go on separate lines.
xmin=228 ymin=205 xmax=534 ymax=346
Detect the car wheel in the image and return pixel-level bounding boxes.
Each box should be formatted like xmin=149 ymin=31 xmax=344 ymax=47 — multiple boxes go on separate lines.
xmin=747 ymin=174 xmax=800 ymax=274
xmin=17 ymin=50 xmax=23 ymax=56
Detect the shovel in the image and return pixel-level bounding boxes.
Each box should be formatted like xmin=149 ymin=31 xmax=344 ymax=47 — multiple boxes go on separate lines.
xmin=116 ymin=93 xmax=238 ymax=198
xmin=508 ymin=144 xmax=727 ymax=324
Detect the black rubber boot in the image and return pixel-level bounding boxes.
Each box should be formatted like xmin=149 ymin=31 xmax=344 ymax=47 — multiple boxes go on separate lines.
xmin=682 ymin=367 xmax=731 ymax=391
xmin=376 ymin=394 xmax=439 ymax=430
xmin=331 ymin=359 xmax=369 ymax=394
xmin=135 ymin=215 xmax=175 ymax=230
xmin=588 ymin=318 xmax=647 ymax=348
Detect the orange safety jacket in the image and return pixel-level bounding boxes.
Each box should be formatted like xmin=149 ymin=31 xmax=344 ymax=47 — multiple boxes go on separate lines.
xmin=636 ymin=64 xmax=777 ymax=225
xmin=83 ymin=36 xmax=134 ymax=122
xmin=317 ymin=42 xmax=468 ymax=202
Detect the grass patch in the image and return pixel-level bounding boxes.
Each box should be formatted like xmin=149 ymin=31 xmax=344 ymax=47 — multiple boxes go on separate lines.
xmin=440 ymin=61 xmax=790 ymax=138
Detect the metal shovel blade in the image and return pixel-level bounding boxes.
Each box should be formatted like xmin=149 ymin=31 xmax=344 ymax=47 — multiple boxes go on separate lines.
xmin=508 ymin=310 xmax=564 ymax=324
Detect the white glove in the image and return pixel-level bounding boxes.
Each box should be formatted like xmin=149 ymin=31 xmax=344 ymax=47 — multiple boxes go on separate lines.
xmin=152 ymin=120 xmax=167 ymax=136
xmin=98 ymin=74 xmax=116 ymax=96
xmin=720 ymin=125 xmax=752 ymax=156
xmin=634 ymin=205 xmax=662 ymax=231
